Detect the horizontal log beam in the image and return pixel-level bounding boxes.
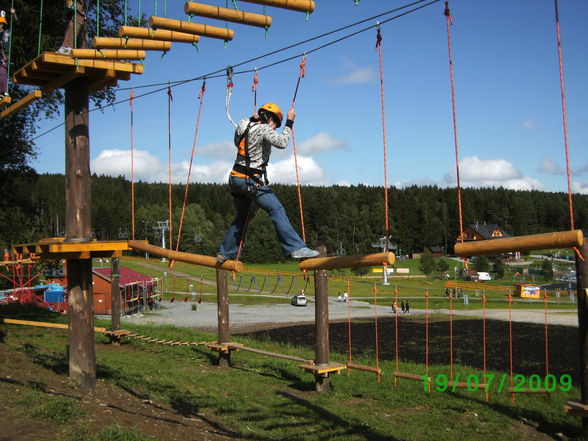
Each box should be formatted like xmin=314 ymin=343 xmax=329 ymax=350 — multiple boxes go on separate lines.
xmin=93 ymin=37 xmax=171 ymax=51
xmin=1 ymin=90 xmax=43 ymax=118
xmin=394 ymin=371 xmax=426 ymax=381
xmin=298 ymin=252 xmax=395 ymax=271
xmin=71 ymin=49 xmax=147 ymax=60
xmin=3 ymin=318 xmax=106 ymax=333
xmin=226 ymin=343 xmax=311 ymax=363
xmin=347 ymin=363 xmax=382 ymax=375
xmin=127 ymin=240 xmax=243 ymax=272
xmin=184 ymin=2 xmax=271 ymax=28
xmin=454 ymin=230 xmax=584 ymax=257
xmin=149 ymin=16 xmax=234 ymax=41
xmin=119 ymin=26 xmax=200 ymax=43
xmin=238 ymin=0 xmax=315 ymax=13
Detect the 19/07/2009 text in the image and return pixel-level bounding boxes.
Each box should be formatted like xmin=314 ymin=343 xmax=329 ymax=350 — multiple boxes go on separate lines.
xmin=420 ymin=373 xmax=572 ymax=393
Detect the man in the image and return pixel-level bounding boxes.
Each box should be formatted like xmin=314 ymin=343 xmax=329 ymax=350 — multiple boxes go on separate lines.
xmin=217 ymin=103 xmax=319 ymax=263
xmin=0 ymin=8 xmax=16 ymax=96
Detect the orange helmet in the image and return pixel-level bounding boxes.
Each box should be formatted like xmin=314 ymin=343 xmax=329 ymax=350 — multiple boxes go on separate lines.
xmin=0 ymin=16 xmax=7 ymax=25
xmin=259 ymin=103 xmax=283 ymax=127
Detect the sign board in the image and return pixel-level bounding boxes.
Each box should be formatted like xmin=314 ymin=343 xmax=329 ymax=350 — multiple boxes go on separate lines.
xmin=372 ymin=268 xmax=393 ymax=274
xmin=520 ymin=285 xmax=541 ymax=299
xmin=396 ymin=268 xmax=410 ymax=274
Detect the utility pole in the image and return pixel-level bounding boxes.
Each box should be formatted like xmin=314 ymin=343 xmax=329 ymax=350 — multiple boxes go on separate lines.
xmin=371 ymin=236 xmax=393 ymax=285
xmin=152 ymin=220 xmax=169 ymax=261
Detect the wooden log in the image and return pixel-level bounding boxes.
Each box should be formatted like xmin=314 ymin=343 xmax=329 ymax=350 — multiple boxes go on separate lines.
xmin=347 ymin=363 xmax=382 ymax=375
xmin=238 ymin=0 xmax=315 ymax=13
xmin=508 ymin=387 xmax=550 ymax=394
xmin=71 ymin=49 xmax=146 ymax=60
xmin=454 ymin=230 xmax=584 ymax=257
xmin=184 ymin=2 xmax=272 ymax=28
xmin=226 ymin=344 xmax=311 ymax=363
xmin=111 ymin=257 xmax=121 ymax=332
xmin=41 ymin=67 xmax=86 ymax=94
xmin=577 ymin=238 xmax=588 ymax=432
xmin=0 ymin=95 xmax=11 ymax=108
xmin=449 ymin=381 xmax=487 ymax=390
xmin=394 ymin=371 xmax=425 ymax=381
xmin=93 ymin=37 xmax=171 ymax=51
xmin=299 ymin=252 xmax=395 ymax=271
xmin=2 ymin=318 xmax=106 ymax=333
xmin=0 ymin=90 xmax=43 ymax=119
xmin=217 ymin=269 xmax=230 ymax=367
xmin=128 ymin=240 xmax=243 ymax=272
xmin=149 ymin=16 xmax=234 ymax=41
xmin=119 ymin=26 xmax=200 ymax=43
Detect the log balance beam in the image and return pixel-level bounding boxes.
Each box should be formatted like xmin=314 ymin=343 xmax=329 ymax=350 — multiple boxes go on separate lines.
xmin=298 ymin=252 xmax=395 ymax=271
xmin=238 ymin=0 xmax=316 ymax=13
xmin=184 ymin=2 xmax=272 ymax=28
xmin=0 ymin=90 xmax=43 ymax=119
xmin=93 ymin=37 xmax=171 ymax=51
xmin=71 ymin=49 xmax=146 ymax=60
xmin=149 ymin=16 xmax=234 ymax=41
xmin=118 ymin=26 xmax=200 ymax=44
xmin=2 ymin=318 xmax=106 ymax=333
xmin=454 ymin=229 xmax=584 ymax=257
xmin=127 ymin=240 xmax=243 ymax=272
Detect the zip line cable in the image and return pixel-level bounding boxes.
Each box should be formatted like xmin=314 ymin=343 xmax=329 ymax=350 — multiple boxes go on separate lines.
xmin=30 ymin=0 xmax=440 ymax=142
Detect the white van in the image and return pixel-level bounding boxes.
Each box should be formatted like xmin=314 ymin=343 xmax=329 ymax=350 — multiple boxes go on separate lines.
xmin=477 ymin=272 xmax=492 ymax=281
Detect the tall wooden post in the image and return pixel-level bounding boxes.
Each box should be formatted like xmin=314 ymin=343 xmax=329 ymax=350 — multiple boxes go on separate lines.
xmin=576 ymin=237 xmax=588 ymax=434
xmin=216 ymin=268 xmax=230 ymax=367
xmin=314 ymin=245 xmax=331 ymax=392
xmin=111 ymin=257 xmax=121 ymax=332
xmin=65 ymin=74 xmax=95 ymax=392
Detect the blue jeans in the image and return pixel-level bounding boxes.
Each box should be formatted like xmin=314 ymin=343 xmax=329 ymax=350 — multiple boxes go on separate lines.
xmin=219 ymin=176 xmax=306 ymax=259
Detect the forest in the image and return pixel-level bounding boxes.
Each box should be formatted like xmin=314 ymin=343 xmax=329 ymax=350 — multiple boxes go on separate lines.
xmin=2 ymin=173 xmax=587 ymax=263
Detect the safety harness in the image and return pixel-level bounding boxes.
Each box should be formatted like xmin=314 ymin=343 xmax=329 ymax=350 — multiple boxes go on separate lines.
xmin=233 ymin=118 xmax=269 ymax=188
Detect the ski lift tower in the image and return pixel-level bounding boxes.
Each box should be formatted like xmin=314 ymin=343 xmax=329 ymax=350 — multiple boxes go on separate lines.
xmin=371 ymin=236 xmax=395 ymax=285
xmin=153 ymin=220 xmax=170 ymax=262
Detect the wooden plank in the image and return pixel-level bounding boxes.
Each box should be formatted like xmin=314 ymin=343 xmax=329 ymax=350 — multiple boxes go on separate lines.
xmin=507 ymin=387 xmax=550 ymax=394
xmin=299 ymin=252 xmax=395 ymax=271
xmin=565 ymin=400 xmax=588 ymax=417
xmin=93 ymin=37 xmax=171 ymax=51
xmin=394 ymin=371 xmax=425 ymax=381
xmin=128 ymin=240 xmax=244 ymax=272
xmin=227 ymin=343 xmax=311 ymax=363
xmin=48 ymin=240 xmax=133 ymax=253
xmin=71 ymin=49 xmax=147 ymax=60
xmin=88 ymin=69 xmax=117 ymax=92
xmin=184 ymin=2 xmax=272 ymax=28
xmin=299 ymin=362 xmax=346 ymax=375
xmin=1 ymin=90 xmax=43 ymax=118
xmin=2 ymin=318 xmax=107 ymax=333
xmin=119 ymin=26 xmax=200 ymax=43
xmin=41 ymin=52 xmax=144 ymax=74
xmin=238 ymin=0 xmax=315 ymax=13
xmin=347 ymin=363 xmax=382 ymax=375
xmin=149 ymin=16 xmax=234 ymax=41
xmin=0 ymin=96 xmax=11 ymax=108
xmin=41 ymin=66 xmax=86 ymax=94
xmin=455 ymin=230 xmax=584 ymax=257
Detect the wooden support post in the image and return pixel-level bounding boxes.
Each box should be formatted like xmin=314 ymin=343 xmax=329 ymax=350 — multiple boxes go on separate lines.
xmin=576 ymin=237 xmax=588 ymax=435
xmin=184 ymin=2 xmax=272 ymax=28
xmin=111 ymin=257 xmax=121 ymax=333
xmin=216 ymin=268 xmax=230 ymax=367
xmin=149 ymin=16 xmax=234 ymax=41
xmin=65 ymin=75 xmax=95 ymax=393
xmin=314 ymin=245 xmax=331 ymax=392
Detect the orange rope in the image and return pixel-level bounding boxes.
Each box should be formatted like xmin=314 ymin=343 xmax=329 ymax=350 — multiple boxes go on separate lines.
xmin=393 ymin=287 xmax=398 ymax=386
xmin=252 ymin=69 xmax=258 ymax=114
xmin=291 ymin=55 xmax=307 ymax=242
xmin=346 ymin=279 xmax=353 ymax=375
xmin=425 ymin=290 xmax=430 ymax=391
xmin=167 ymin=85 xmax=174 ymax=251
xmin=376 ymin=27 xmax=390 ymax=255
xmin=130 ymin=89 xmax=135 ymax=240
xmin=444 ymin=2 xmax=467 ymax=271
xmin=553 ymin=0 xmax=575 ymax=231
xmin=449 ymin=290 xmax=453 ymax=380
xmin=373 ymin=284 xmax=381 ymax=382
xmin=175 ymin=81 xmax=206 ymax=252
xmin=508 ymin=293 xmax=515 ymax=404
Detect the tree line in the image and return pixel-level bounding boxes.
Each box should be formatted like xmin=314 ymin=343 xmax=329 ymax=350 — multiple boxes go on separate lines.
xmin=2 ymin=173 xmax=587 ymax=263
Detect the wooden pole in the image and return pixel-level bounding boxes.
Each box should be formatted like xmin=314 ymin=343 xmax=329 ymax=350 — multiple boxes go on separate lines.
xmin=314 ymin=245 xmax=331 ymax=392
xmin=576 ymin=237 xmax=588 ymax=435
xmin=184 ymin=2 xmax=272 ymax=28
xmin=454 ymin=230 xmax=584 ymax=257
xmin=64 ymin=74 xmax=95 ymax=392
xmin=216 ymin=268 xmax=230 ymax=367
xmin=299 ymin=252 xmax=395 ymax=271
xmin=93 ymin=37 xmax=171 ymax=51
xmin=149 ymin=16 xmax=234 ymax=41
xmin=237 ymin=0 xmax=315 ymax=13
xmin=111 ymin=257 xmax=120 ymax=332
xmin=70 ymin=49 xmax=146 ymax=60
xmin=119 ymin=26 xmax=200 ymax=43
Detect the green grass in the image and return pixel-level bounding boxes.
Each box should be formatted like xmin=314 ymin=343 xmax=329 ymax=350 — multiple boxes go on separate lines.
xmin=18 ymin=389 xmax=83 ymax=422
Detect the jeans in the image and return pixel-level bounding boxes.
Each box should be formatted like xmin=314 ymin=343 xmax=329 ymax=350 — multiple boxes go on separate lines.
xmin=219 ymin=176 xmax=306 ymax=258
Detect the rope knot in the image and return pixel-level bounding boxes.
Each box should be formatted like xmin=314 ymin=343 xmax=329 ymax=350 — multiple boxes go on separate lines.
xmin=252 ymin=70 xmax=259 ymax=92
xmin=299 ymin=56 xmax=306 ymax=78
xmin=376 ymin=26 xmax=382 ymax=49
xmin=444 ymin=2 xmax=453 ymax=24
xmin=226 ymin=66 xmax=234 ymax=89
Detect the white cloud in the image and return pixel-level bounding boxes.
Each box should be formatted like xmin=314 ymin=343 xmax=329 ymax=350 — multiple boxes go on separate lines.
xmin=297 ymin=132 xmax=346 ymax=155
xmin=91 ymin=148 xmax=233 ymax=183
xmin=393 ymin=177 xmax=437 ymax=188
xmin=572 ymin=181 xmax=588 ymax=195
xmin=522 ymin=120 xmax=536 ymax=130
xmin=197 ymin=140 xmax=235 ymax=159
xmin=334 ymin=66 xmax=377 ymax=85
xmin=539 ymin=157 xmax=565 ymax=175
xmin=443 ymin=156 xmax=543 ymax=190
xmin=267 ymin=155 xmax=326 ymax=185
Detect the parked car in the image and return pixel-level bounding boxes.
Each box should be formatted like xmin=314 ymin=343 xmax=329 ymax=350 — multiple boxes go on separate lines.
xmin=291 ymin=295 xmax=307 ymax=307
xmin=477 ymin=272 xmax=492 ymax=281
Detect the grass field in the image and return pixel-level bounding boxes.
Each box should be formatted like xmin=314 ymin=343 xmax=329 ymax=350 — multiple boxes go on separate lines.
xmin=0 ymin=302 xmax=583 ymax=441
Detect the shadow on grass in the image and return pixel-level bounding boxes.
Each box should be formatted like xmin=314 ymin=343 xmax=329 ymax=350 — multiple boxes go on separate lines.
xmin=20 ymin=343 xmax=68 ymax=375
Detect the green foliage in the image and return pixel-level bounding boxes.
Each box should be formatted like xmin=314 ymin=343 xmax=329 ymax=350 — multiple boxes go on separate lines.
xmin=474 ymin=255 xmax=490 ymax=272
xmin=19 ymin=389 xmax=82 ymax=422
xmin=420 ymin=249 xmax=435 ymax=277
xmin=492 ymin=258 xmax=506 ymax=279
xmin=437 ymin=258 xmax=449 ymax=272
xmin=541 ymin=259 xmax=554 ymax=281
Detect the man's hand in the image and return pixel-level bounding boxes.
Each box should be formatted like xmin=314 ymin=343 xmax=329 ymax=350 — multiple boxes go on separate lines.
xmin=287 ymin=108 xmax=295 ymax=121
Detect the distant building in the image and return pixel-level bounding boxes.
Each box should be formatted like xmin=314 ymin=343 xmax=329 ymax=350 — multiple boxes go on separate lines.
xmin=456 ymin=222 xmax=510 ymax=242
xmin=426 ymin=246 xmax=443 ymax=258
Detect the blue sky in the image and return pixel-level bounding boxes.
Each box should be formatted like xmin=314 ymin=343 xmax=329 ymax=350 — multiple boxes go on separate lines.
xmin=31 ymin=0 xmax=588 ymax=194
